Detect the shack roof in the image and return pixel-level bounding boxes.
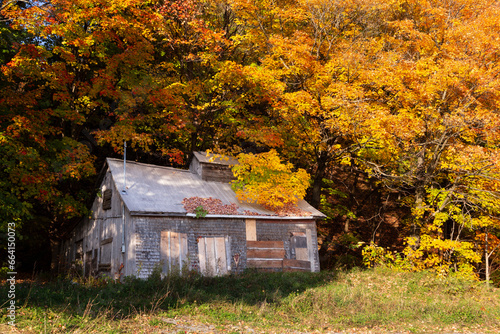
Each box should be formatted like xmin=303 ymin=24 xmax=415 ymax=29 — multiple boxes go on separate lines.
xmin=192 ymin=151 xmax=239 ymax=166
xmin=106 ymin=158 xmax=325 ymax=219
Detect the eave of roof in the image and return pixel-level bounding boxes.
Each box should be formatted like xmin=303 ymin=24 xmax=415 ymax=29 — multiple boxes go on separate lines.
xmin=129 ymin=211 xmax=319 ymax=220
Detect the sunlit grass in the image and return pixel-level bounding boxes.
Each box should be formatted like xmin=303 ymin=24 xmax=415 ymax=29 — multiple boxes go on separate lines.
xmin=1 ymin=267 xmax=499 ymax=333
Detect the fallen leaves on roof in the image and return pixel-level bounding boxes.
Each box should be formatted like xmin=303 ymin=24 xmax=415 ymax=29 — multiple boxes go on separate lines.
xmin=182 ymin=197 xmax=239 ymax=215
xmin=182 ymin=197 xmax=311 ymax=217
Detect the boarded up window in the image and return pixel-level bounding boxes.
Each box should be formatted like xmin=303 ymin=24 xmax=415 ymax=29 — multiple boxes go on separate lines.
xmin=85 ymin=250 xmax=93 ymax=277
xmin=74 ymin=240 xmax=84 ymax=274
xmin=75 ymin=240 xmax=83 ymax=261
xmin=247 ymin=241 xmax=285 ymax=271
xmin=160 ymin=231 xmax=188 ymax=274
xmin=198 ymin=237 xmax=230 ymax=276
xmin=102 ymin=189 xmax=112 ymax=210
xmin=246 ymin=240 xmax=311 ymax=272
xmin=291 ymin=232 xmax=308 ymax=261
xmin=99 ymin=238 xmax=112 ymax=272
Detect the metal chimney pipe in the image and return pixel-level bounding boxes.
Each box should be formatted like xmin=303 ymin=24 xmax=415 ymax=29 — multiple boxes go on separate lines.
xmin=122 ymin=141 xmax=127 ymax=194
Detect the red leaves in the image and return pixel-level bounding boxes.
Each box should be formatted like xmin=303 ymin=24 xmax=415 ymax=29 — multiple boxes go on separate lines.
xmin=157 ymin=0 xmax=197 ymax=21
xmin=163 ymin=148 xmax=184 ymax=165
xmin=181 ymin=196 xmax=311 ymax=217
xmin=182 ymin=197 xmax=239 ymax=215
xmin=272 ymin=203 xmax=312 ymax=218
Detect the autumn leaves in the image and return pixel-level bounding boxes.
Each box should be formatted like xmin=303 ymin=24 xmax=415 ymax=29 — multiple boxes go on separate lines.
xmin=1 ymin=0 xmax=499 ymax=277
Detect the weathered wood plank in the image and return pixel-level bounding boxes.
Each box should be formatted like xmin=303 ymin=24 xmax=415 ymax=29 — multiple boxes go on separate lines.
xmin=162 ymin=231 xmax=188 ymax=273
xmin=247 ymin=249 xmax=285 ymax=259
xmin=198 ymin=237 xmax=207 ymax=274
xmin=283 ymin=259 xmax=310 ymax=271
xmin=102 ymin=189 xmax=112 ymax=210
xmin=98 ymin=264 xmax=111 ymax=271
xmin=171 ymin=232 xmax=180 ymax=262
xmin=247 ymin=259 xmax=283 ymax=269
xmin=201 ymin=164 xmax=236 ymax=183
xmin=283 ymin=268 xmax=309 ymax=272
xmin=180 ymin=233 xmax=188 ymax=271
xmin=205 ymin=237 xmax=216 ymax=275
xmin=160 ymin=231 xmax=170 ymax=273
xmin=245 ymin=219 xmax=257 ymax=241
xmin=247 ymin=240 xmax=284 ymax=249
xmin=198 ymin=237 xmax=229 ymax=276
xmin=100 ymin=243 xmax=112 ymax=265
xmin=215 ymin=237 xmax=227 ymax=275
xmin=295 ymin=248 xmax=309 ymax=261
xmin=100 ymin=237 xmax=113 ymax=245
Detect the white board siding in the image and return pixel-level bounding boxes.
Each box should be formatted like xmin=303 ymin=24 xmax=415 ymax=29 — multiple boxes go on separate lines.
xmin=160 ymin=231 xmax=188 ymax=274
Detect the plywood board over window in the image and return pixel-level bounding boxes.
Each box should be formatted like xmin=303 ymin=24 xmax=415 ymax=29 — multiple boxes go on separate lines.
xmin=75 ymin=240 xmax=83 ymax=262
xmin=102 ymin=189 xmax=112 ymax=210
xmin=160 ymin=231 xmax=188 ymax=274
xmin=247 ymin=240 xmax=285 ymax=271
xmin=198 ymin=236 xmax=230 ymax=276
xmin=85 ymin=250 xmax=95 ymax=277
xmin=99 ymin=238 xmax=112 ymax=273
xmin=291 ymin=232 xmax=308 ymax=261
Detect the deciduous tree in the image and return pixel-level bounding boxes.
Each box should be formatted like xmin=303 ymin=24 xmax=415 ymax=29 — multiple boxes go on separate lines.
xmin=231 ymin=149 xmax=310 ymax=211
xmin=359 ymin=0 xmax=500 ymax=277
xmin=0 ymin=0 xmax=163 ymax=268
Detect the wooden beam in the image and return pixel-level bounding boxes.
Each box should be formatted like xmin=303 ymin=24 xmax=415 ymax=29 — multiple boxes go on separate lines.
xmin=247 ymin=259 xmax=283 ymax=269
xmin=283 ymin=259 xmax=310 ymax=271
xmin=247 ymin=249 xmax=285 ymax=259
xmin=247 ymin=240 xmax=284 ymax=249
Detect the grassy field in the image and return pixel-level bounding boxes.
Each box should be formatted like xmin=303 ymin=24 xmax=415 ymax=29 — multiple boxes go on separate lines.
xmin=1 ymin=267 xmax=500 ymax=333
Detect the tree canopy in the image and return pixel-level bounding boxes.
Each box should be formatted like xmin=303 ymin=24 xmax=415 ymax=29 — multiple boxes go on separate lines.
xmin=1 ymin=0 xmax=499 ymax=281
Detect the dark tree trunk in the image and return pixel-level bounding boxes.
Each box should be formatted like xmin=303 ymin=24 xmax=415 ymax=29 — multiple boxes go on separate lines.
xmin=50 ymin=239 xmax=61 ymax=274
xmin=311 ymin=153 xmax=329 ymax=208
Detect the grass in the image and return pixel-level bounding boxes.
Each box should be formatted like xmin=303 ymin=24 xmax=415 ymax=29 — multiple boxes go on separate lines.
xmin=1 ymin=267 xmax=500 ymax=333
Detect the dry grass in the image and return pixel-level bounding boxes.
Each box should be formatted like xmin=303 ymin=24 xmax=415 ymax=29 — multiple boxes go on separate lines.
xmin=1 ymin=267 xmax=500 ymax=333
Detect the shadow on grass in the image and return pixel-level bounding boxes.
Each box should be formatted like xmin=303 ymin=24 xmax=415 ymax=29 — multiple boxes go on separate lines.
xmin=1 ymin=270 xmax=339 ymax=319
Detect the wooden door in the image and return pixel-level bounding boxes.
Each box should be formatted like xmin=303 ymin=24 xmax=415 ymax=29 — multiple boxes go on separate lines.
xmin=198 ymin=237 xmax=229 ymax=276
xmin=160 ymin=231 xmax=188 ymax=274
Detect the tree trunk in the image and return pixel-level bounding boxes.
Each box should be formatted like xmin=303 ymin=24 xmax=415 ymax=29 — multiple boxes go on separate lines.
xmin=413 ymin=185 xmax=425 ymax=234
xmin=485 ymin=231 xmax=490 ymax=286
xmin=413 ymin=145 xmax=427 ymax=234
xmin=311 ymin=155 xmax=327 ymax=208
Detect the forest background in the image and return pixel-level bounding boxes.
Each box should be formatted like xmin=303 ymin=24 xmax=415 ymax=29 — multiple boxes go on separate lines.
xmin=1 ymin=0 xmax=499 ymax=284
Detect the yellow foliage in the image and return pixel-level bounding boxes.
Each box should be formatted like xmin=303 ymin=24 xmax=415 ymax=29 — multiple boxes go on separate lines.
xmin=363 ymin=235 xmax=481 ymax=280
xmin=403 ymin=235 xmax=481 ymax=280
xmin=231 ymin=150 xmax=310 ymax=210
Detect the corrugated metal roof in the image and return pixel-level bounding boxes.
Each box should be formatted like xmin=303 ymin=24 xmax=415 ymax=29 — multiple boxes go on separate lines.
xmin=107 ymin=158 xmax=325 ymax=219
